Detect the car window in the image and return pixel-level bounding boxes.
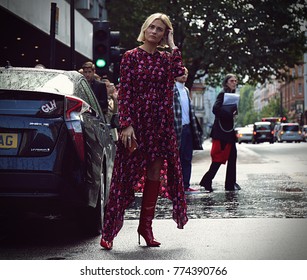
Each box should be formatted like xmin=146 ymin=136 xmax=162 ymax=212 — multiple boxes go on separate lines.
xmin=255 ymin=124 xmax=271 ymax=130
xmin=283 ymin=125 xmax=299 ymax=132
xmin=0 ymin=90 xmax=64 ymax=117
xmin=80 ymin=80 xmax=103 ymax=117
xmin=74 ymin=80 xmax=91 ymax=105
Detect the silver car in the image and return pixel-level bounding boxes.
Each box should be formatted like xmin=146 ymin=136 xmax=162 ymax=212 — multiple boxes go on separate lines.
xmin=237 ymin=127 xmax=253 ymax=144
xmin=276 ymin=123 xmax=303 ymax=143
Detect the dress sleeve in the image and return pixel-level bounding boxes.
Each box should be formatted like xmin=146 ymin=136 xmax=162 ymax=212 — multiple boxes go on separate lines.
xmin=118 ymin=50 xmax=134 ymax=128
xmin=170 ymin=48 xmax=185 ymax=79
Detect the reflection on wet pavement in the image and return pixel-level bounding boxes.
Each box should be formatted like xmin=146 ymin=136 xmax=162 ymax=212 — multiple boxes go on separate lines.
xmin=125 ymin=173 xmax=307 ymax=220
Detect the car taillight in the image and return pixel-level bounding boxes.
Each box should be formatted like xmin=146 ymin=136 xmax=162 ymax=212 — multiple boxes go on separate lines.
xmin=65 ymin=96 xmax=90 ymax=162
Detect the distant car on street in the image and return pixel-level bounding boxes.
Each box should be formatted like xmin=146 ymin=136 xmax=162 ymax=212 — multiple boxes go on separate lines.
xmin=276 ymin=123 xmax=302 ymax=143
xmin=0 ymin=67 xmax=117 ymax=235
xmin=252 ymin=121 xmax=274 ymax=144
xmin=236 ymin=126 xmax=253 ymax=144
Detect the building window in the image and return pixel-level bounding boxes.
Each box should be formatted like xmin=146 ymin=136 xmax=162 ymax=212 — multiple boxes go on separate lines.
xmin=298 ymin=83 xmax=302 ymax=95
xmin=291 ymin=68 xmax=295 ymax=78
xmin=298 ymin=65 xmax=303 ymax=77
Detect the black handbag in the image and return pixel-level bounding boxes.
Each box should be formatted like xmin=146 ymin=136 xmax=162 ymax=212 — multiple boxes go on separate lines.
xmin=218 ymin=104 xmax=237 ymax=133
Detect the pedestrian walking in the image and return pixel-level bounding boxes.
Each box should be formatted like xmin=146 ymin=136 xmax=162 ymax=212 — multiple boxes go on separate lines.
xmin=100 ymin=13 xmax=188 ymax=250
xmin=199 ymin=73 xmax=241 ymax=192
xmin=173 ymin=67 xmax=203 ymax=192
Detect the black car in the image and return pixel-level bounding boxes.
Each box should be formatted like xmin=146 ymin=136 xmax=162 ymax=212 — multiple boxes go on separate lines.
xmin=0 ymin=67 xmax=117 ymax=234
xmin=252 ymin=121 xmax=274 ymax=144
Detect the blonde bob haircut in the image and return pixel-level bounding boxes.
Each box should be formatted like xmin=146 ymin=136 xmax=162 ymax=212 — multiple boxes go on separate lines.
xmin=137 ymin=13 xmax=173 ymax=48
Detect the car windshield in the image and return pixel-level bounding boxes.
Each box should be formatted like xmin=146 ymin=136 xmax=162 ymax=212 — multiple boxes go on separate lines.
xmin=256 ymin=125 xmax=271 ymax=130
xmin=283 ymin=125 xmax=299 ymax=132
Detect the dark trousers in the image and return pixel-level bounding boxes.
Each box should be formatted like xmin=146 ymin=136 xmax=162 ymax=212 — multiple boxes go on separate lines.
xmin=179 ymin=124 xmax=193 ymax=189
xmin=201 ymin=142 xmax=237 ymax=190
xmin=224 ymin=142 xmax=237 ymax=188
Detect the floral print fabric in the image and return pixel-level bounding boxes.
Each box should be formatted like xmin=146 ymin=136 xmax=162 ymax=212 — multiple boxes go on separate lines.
xmin=101 ymin=47 xmax=188 ymax=242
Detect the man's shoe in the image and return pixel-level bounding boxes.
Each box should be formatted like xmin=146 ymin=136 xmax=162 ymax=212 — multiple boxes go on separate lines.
xmin=234 ymin=183 xmax=241 ymax=190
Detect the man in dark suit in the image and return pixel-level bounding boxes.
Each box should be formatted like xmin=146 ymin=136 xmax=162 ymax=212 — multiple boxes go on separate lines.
xmin=81 ymin=61 xmax=108 ymax=113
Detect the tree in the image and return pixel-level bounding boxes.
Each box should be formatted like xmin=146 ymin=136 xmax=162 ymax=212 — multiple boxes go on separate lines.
xmin=107 ymin=0 xmax=307 ymax=89
xmin=260 ymin=97 xmax=284 ymax=118
xmin=237 ymin=85 xmax=259 ymax=126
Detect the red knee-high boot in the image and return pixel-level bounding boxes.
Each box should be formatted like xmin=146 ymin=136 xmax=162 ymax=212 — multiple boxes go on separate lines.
xmin=137 ymin=179 xmax=161 ymax=247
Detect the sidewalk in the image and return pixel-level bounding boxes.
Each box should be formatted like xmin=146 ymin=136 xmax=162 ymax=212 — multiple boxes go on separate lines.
xmin=99 ymin=218 xmax=307 ymax=260
xmin=109 ymin=140 xmax=307 ymax=260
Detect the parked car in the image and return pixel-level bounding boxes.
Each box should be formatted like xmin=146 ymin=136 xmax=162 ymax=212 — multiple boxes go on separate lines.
xmin=276 ymin=123 xmax=302 ymax=143
xmin=302 ymin=125 xmax=307 ymax=142
xmin=0 ymin=67 xmax=117 ymax=235
xmin=236 ymin=126 xmax=253 ymax=144
xmin=252 ymin=121 xmax=274 ymax=144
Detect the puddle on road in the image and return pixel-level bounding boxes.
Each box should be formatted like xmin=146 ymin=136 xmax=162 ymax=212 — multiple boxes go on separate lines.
xmin=125 ymin=173 xmax=307 ymax=220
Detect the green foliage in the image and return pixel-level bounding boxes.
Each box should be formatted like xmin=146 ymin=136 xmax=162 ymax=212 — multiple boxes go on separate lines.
xmin=107 ymin=0 xmax=307 ymax=89
xmin=237 ymin=85 xmax=259 ymax=126
xmin=260 ymin=97 xmax=284 ymax=118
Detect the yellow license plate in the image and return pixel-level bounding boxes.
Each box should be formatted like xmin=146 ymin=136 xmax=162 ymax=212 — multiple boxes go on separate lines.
xmin=0 ymin=133 xmax=18 ymax=149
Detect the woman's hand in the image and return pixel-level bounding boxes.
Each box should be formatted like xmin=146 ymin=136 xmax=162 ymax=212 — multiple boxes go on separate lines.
xmin=120 ymin=126 xmax=136 ymax=148
xmin=167 ymin=29 xmax=177 ymax=50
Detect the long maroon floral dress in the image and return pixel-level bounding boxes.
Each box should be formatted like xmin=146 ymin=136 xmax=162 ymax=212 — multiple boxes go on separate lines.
xmin=101 ymin=47 xmax=188 ymax=242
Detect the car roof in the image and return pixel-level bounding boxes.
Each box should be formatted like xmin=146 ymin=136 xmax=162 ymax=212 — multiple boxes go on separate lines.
xmin=238 ymin=127 xmax=253 ymax=132
xmin=0 ymin=67 xmax=84 ymax=95
xmin=281 ymin=123 xmax=299 ymax=126
xmin=254 ymin=121 xmax=271 ymax=125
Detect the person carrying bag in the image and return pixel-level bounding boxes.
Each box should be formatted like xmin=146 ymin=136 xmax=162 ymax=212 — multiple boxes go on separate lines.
xmin=199 ymin=73 xmax=241 ymax=192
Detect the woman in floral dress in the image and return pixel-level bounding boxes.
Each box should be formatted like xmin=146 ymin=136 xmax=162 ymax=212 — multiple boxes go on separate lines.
xmin=100 ymin=13 xmax=188 ymax=250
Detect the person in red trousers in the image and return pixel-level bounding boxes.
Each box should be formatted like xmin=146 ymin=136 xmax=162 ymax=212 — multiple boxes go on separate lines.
xmin=100 ymin=13 xmax=188 ymax=250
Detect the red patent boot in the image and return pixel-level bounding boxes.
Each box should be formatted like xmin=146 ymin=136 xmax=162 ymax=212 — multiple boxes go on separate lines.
xmin=137 ymin=179 xmax=161 ymax=247
xmin=100 ymin=238 xmax=113 ymax=250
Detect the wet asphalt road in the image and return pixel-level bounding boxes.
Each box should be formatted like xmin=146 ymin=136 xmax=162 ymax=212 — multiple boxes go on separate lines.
xmin=125 ymin=141 xmax=307 ymax=220
xmin=0 ymin=141 xmax=307 ymax=260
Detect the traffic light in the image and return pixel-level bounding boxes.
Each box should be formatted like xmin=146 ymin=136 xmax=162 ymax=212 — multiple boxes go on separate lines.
xmin=93 ymin=21 xmax=110 ymax=76
xmin=110 ymin=30 xmax=121 ymax=83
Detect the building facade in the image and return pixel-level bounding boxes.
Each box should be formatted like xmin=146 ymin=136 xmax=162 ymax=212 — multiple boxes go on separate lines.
xmin=279 ymin=63 xmax=305 ymax=125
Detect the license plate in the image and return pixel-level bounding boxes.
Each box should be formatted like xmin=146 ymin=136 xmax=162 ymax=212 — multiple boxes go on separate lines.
xmin=0 ymin=133 xmax=18 ymax=149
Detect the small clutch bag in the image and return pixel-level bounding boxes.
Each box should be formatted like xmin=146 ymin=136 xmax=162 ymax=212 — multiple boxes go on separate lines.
xmin=128 ymin=138 xmax=138 ymax=154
